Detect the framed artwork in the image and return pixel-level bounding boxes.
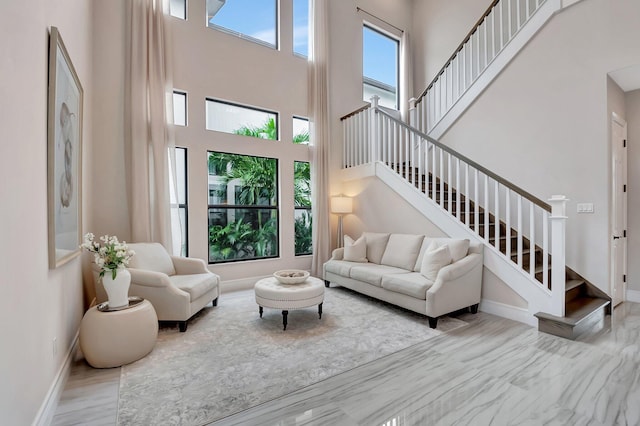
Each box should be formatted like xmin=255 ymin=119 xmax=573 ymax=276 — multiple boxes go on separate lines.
xmin=47 ymin=27 xmax=84 ymax=269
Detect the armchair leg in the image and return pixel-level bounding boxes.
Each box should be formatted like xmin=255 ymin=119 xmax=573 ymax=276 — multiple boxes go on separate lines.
xmin=427 ymin=316 xmax=438 ymax=329
xmin=178 ymin=321 xmax=188 ymax=332
xmin=469 ymin=303 xmax=479 ymax=314
xmin=212 ymin=297 xmax=218 ymax=307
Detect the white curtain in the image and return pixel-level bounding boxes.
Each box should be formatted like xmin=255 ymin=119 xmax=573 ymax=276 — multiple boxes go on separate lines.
xmin=400 ymin=31 xmax=414 ymax=123
xmin=125 ymin=0 xmax=181 ymax=253
xmin=309 ymin=0 xmax=331 ymax=276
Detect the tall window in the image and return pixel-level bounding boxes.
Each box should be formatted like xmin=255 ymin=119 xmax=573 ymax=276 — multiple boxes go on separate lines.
xmin=293 ymin=116 xmax=309 ymax=144
xmin=206 ymin=99 xmax=278 ymax=140
xmin=207 ymin=0 xmax=278 ymax=49
xmin=173 ymin=91 xmax=187 ymax=126
xmin=173 ymin=147 xmax=188 ymax=256
xmin=207 ymin=152 xmax=279 ymax=263
xmin=293 ymin=0 xmax=309 ymax=57
xmin=363 ymin=25 xmax=399 ymax=110
xmin=294 ymin=161 xmax=312 ymax=255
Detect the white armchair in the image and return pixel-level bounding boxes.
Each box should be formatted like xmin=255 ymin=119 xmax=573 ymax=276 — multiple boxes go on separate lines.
xmin=95 ymin=242 xmax=220 ymax=331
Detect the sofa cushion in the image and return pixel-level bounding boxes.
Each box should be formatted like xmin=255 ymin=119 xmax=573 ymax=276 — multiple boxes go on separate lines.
xmin=128 ymin=242 xmax=176 ymax=276
xmin=343 ymin=235 xmax=367 ymax=262
xmin=381 ymin=273 xmax=434 ymax=300
xmin=362 ymin=232 xmax=390 ymax=264
xmin=420 ymin=243 xmax=452 ymax=281
xmin=413 ymin=238 xmax=471 ymax=271
xmin=324 ymin=260 xmax=358 ymax=277
xmin=168 ymin=273 xmax=217 ymax=302
xmin=380 ymin=234 xmax=424 ymax=270
xmin=350 ymin=264 xmax=408 ymax=287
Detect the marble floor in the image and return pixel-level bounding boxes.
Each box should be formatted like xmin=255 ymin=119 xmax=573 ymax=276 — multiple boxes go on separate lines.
xmin=53 ymin=298 xmax=640 ymax=426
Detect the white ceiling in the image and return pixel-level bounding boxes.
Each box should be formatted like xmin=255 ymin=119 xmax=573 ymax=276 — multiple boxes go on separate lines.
xmin=609 ymin=64 xmax=640 ymax=92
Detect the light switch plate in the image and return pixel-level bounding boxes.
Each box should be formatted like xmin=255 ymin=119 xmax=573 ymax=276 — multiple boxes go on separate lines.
xmin=577 ymin=203 xmax=594 ymax=213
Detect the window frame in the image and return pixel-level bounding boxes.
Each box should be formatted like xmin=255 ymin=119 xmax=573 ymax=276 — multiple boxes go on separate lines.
xmin=207 ymin=151 xmax=280 ymax=264
xmin=174 ymin=147 xmax=189 ymax=256
xmin=173 ymin=90 xmax=188 ymax=127
xmin=294 ymin=160 xmax=312 ymax=256
xmin=205 ymin=98 xmax=280 ymax=141
xmin=362 ymin=23 xmax=401 ymax=110
xmin=206 ymin=0 xmax=279 ymax=50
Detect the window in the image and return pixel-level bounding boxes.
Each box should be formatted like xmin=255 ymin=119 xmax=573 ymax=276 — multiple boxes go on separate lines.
xmin=294 ymin=161 xmax=312 ymax=255
xmin=363 ymin=25 xmax=399 ymax=110
xmin=293 ymin=116 xmax=309 ymax=144
xmin=206 ymin=99 xmax=278 ymax=140
xmin=208 ymin=152 xmax=279 ymax=263
xmin=173 ymin=91 xmax=187 ymax=126
xmin=293 ymin=0 xmax=309 ymax=57
xmin=169 ymin=0 xmax=186 ymax=19
xmin=207 ymin=0 xmax=278 ymax=49
xmin=172 ymin=147 xmax=188 ymax=256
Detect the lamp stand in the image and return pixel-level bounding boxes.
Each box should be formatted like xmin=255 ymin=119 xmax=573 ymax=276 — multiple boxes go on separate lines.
xmin=337 ymin=215 xmax=344 ymax=248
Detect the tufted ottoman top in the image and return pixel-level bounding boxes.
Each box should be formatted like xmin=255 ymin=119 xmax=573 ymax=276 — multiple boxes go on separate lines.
xmin=254 ymin=276 xmax=325 ymax=310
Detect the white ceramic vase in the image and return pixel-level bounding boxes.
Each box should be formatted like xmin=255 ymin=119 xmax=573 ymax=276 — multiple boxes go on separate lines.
xmin=102 ymin=267 xmax=131 ymax=308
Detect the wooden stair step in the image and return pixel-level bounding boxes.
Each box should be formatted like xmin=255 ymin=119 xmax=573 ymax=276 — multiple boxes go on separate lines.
xmin=534 ymin=296 xmax=610 ymax=340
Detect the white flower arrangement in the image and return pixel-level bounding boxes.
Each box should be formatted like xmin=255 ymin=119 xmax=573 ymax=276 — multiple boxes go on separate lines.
xmin=80 ymin=233 xmax=135 ymax=280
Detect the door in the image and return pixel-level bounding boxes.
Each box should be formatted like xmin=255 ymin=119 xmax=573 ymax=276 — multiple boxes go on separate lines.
xmin=611 ymin=112 xmax=628 ymax=307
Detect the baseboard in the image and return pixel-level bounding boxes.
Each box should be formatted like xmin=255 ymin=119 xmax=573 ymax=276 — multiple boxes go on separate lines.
xmin=479 ymin=299 xmax=537 ymax=327
xmin=626 ymin=289 xmax=640 ymax=303
xmin=33 ymin=331 xmax=79 ymax=426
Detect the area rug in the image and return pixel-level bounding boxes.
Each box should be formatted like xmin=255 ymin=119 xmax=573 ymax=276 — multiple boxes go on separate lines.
xmin=117 ymin=286 xmax=468 ymax=425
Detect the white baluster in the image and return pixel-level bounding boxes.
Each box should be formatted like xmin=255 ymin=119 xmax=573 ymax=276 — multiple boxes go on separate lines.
xmin=439 ymin=149 xmax=445 ymax=208
xmin=499 ymin=0 xmax=505 ymax=50
xmin=549 ymin=195 xmax=568 ymax=317
xmin=456 ymin=158 xmax=461 ymax=220
xmin=543 ymin=208 xmax=549 ymax=289
xmin=506 ymin=188 xmax=511 ymax=259
xmin=465 ymin=163 xmax=470 ymax=226
xmin=474 ymin=169 xmax=480 ymax=234
xmin=517 ymin=0 xmax=521 ymax=30
xmin=529 ymin=201 xmax=535 ymax=279
xmin=370 ymin=96 xmax=379 ymax=164
xmin=494 ymin=181 xmax=500 ymax=250
xmin=447 ymin=154 xmax=452 ymax=214
xmin=517 ymin=196 xmax=523 ymax=267
xmin=484 ymin=175 xmax=489 ymax=242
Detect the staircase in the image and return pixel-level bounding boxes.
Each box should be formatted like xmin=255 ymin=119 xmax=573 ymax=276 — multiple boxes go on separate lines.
xmin=340 ymin=100 xmax=610 ymax=337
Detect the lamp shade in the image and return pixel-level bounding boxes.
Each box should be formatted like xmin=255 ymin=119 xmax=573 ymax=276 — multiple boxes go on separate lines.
xmin=331 ymin=196 xmax=353 ymax=214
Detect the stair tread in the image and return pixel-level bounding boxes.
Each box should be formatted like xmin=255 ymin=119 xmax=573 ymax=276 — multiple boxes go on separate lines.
xmin=536 ymin=297 xmax=610 ymax=326
xmin=565 ymin=279 xmax=584 ymax=292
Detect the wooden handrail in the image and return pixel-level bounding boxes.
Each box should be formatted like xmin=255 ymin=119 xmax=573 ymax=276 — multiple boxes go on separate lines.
xmin=339 ymin=102 xmax=371 ymax=121
xmin=416 ymin=0 xmax=501 ymax=104
xmin=374 ymin=107 xmax=551 ymax=211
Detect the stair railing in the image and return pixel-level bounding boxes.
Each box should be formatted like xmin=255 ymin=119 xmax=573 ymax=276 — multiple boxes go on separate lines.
xmin=414 ymin=0 xmax=548 ymax=134
xmin=341 ymin=97 xmax=566 ymax=316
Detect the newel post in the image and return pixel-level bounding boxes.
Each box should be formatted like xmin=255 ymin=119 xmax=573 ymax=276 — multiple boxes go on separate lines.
xmin=369 ymin=95 xmax=380 ymax=163
xmin=408 ymin=97 xmax=417 ymax=128
xmin=549 ymin=195 xmax=568 ymax=317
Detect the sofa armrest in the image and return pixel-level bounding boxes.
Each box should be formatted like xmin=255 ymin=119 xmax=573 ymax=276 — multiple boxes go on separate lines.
xmin=330 ymin=248 xmax=344 ymax=260
xmin=128 ymin=268 xmax=173 ymax=288
xmin=170 ymin=256 xmax=210 ymax=275
xmin=425 ymin=253 xmax=483 ymax=318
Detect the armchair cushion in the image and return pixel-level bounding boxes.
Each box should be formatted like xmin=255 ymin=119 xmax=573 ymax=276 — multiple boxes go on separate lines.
xmin=168 ymin=273 xmax=218 ymax=302
xmin=128 ymin=243 xmax=176 ymax=276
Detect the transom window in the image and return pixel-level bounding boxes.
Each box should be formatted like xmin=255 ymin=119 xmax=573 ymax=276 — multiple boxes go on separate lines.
xmin=207 ymin=0 xmax=278 ymax=49
xmin=206 ymin=99 xmax=278 ymax=141
xmin=363 ymin=25 xmax=399 ymax=110
xmin=293 ymin=116 xmax=309 ymax=144
xmin=293 ymin=0 xmax=309 ymax=57
xmin=207 ymin=152 xmax=279 ymax=263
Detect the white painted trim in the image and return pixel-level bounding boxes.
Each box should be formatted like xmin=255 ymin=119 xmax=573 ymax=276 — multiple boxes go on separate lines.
xmin=428 ymin=0 xmax=563 ymax=140
xmin=33 ymin=332 xmax=79 ymax=426
xmin=626 ymin=289 xmax=640 ymax=303
xmin=479 ymin=299 xmax=537 ymax=327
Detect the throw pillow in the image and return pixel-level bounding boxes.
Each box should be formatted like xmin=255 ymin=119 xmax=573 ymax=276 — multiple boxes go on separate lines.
xmin=343 ymin=235 xmax=367 ymax=262
xmin=420 ymin=243 xmax=452 ymax=281
xmin=430 ymin=239 xmax=470 ymax=263
xmin=362 ymin=232 xmax=390 ymax=264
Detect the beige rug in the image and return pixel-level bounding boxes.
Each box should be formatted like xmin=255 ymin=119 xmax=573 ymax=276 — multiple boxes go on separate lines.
xmin=117 ymin=286 xmax=469 ymax=425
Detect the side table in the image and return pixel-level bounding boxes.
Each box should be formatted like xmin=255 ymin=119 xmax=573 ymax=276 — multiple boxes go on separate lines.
xmin=79 ymin=298 xmax=158 ymax=368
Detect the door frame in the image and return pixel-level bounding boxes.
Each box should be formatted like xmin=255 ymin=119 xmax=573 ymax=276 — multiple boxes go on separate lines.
xmin=610 ymin=111 xmax=628 ymax=306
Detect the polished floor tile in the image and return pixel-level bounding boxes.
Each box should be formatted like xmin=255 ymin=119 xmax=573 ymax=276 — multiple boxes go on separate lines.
xmin=53 ymin=300 xmax=640 ymax=426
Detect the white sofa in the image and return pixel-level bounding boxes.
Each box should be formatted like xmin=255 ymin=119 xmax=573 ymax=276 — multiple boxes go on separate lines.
xmin=323 ymin=233 xmax=483 ymax=328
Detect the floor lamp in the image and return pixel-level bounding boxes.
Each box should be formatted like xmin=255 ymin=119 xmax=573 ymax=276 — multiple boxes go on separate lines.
xmin=331 ymin=196 xmax=353 ymax=248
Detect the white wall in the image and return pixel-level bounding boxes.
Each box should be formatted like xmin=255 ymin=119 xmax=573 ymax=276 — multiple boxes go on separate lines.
xmin=626 ymin=89 xmax=640 ymax=292
xmin=0 ymin=0 xmax=93 ymax=424
xmin=410 ymin=0 xmax=640 ymax=293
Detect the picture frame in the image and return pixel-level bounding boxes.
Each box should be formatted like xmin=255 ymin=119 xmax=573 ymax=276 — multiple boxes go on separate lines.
xmin=47 ymin=27 xmax=84 ymax=269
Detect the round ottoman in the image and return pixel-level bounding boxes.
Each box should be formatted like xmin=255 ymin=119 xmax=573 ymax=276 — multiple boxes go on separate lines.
xmin=254 ymin=276 xmax=325 ymax=330
xmin=79 ymin=299 xmax=158 ymax=368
